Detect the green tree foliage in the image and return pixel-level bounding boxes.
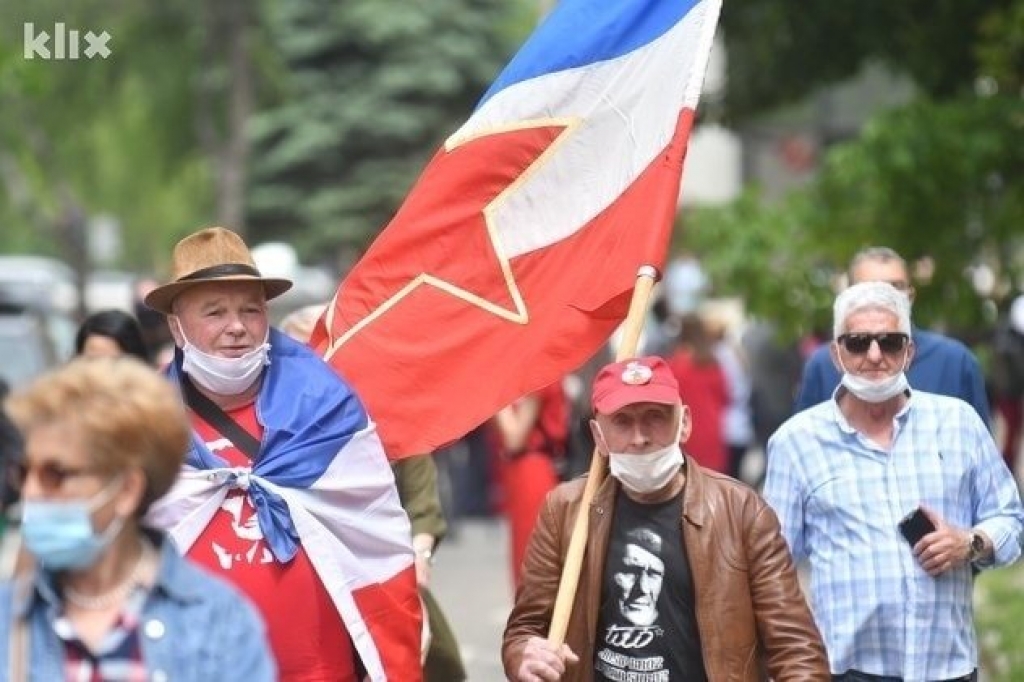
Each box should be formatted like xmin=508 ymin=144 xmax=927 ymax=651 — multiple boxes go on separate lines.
xmin=720 ymin=0 xmax=1017 ymax=121
xmin=247 ymin=0 xmax=530 ymax=261
xmin=0 ymin=0 xmax=213 ymax=269
xmin=812 ymin=95 xmax=1024 ymax=328
xmin=977 ymin=2 xmax=1024 ymax=94
xmin=687 ymin=94 xmax=1024 ymax=339
xmin=685 ymin=191 xmax=837 ymax=341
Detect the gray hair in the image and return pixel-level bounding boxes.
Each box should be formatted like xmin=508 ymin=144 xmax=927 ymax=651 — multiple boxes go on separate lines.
xmin=833 ymin=281 xmax=912 ymax=339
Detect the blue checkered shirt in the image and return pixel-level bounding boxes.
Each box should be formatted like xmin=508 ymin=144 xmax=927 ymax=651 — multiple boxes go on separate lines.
xmin=764 ymin=389 xmax=1024 ymax=680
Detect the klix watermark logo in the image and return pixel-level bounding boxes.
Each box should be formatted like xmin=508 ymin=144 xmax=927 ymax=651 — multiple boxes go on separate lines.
xmin=23 ymin=23 xmax=112 ymax=60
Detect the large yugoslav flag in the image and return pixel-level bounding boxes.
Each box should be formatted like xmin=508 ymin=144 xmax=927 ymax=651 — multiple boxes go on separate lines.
xmin=311 ymin=0 xmax=724 ymax=458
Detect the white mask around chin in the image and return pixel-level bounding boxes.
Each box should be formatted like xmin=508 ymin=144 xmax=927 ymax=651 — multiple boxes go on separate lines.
xmin=599 ymin=419 xmax=685 ymax=495
xmin=176 ymin=319 xmax=270 ymax=395
xmin=838 ymin=352 xmax=909 ymax=403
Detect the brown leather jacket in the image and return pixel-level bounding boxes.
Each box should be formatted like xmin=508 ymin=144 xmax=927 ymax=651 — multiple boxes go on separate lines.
xmin=502 ymin=462 xmax=829 ymax=681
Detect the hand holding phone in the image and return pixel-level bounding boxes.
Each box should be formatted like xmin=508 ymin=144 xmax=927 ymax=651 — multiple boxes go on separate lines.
xmin=898 ymin=507 xmax=936 ymax=546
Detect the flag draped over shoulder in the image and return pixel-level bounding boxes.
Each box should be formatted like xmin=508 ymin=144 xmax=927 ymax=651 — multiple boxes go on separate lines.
xmin=311 ymin=0 xmax=723 ymax=459
xmin=148 ymin=331 xmax=422 ymax=681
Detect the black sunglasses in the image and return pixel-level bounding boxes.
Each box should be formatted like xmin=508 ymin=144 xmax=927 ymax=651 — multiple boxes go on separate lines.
xmin=837 ymin=332 xmax=909 ymax=355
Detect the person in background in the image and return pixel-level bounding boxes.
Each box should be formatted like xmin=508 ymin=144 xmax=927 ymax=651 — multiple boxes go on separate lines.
xmin=142 ymin=227 xmax=422 ymax=681
xmin=503 ymin=356 xmax=829 ymax=682
xmin=132 ymin=278 xmax=175 ymax=362
xmin=494 ymin=381 xmax=569 ymax=588
xmin=392 ymin=455 xmax=467 ymax=682
xmin=75 ymin=309 xmax=151 ymax=363
xmin=706 ymin=314 xmax=754 ymax=482
xmin=990 ymin=293 xmax=1024 ymax=476
xmin=279 ymin=303 xmax=326 ymax=343
xmin=795 ymin=246 xmax=990 ymax=425
xmin=0 ymin=358 xmax=274 ymax=680
xmin=765 ymin=281 xmax=1023 ymax=681
xmin=0 ymin=379 xmax=22 ymax=527
xmin=279 ymin=301 xmax=466 ymax=682
xmin=741 ymin=321 xmax=804 ymax=486
xmin=666 ymin=313 xmax=729 ymax=474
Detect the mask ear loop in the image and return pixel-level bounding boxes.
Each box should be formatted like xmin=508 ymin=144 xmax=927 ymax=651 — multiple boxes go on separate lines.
xmin=171 ymin=316 xmax=193 ymax=348
xmin=672 ymin=406 xmax=685 ymax=443
xmin=899 ymin=344 xmax=911 ymax=373
xmin=83 ymin=473 xmax=129 ymax=547
xmin=86 ymin=474 xmax=126 ymax=513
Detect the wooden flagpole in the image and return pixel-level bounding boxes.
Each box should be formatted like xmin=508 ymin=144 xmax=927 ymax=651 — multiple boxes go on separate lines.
xmin=547 ymin=264 xmax=658 ymax=645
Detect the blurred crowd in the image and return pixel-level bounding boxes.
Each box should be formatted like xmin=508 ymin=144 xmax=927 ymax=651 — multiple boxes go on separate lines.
xmin=0 ymin=235 xmax=1022 ymax=681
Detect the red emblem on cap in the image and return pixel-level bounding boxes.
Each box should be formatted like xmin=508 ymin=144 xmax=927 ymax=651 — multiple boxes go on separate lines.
xmin=621 ymin=361 xmax=653 ymax=385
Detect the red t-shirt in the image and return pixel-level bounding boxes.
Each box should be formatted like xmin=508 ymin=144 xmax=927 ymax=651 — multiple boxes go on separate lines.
xmin=187 ymin=404 xmax=358 ymax=681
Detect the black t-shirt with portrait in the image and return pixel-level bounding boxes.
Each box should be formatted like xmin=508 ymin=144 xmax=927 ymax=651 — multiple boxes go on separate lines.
xmin=594 ymin=489 xmax=707 ymax=682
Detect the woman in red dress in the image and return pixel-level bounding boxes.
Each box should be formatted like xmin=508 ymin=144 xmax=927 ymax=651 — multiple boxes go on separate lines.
xmin=494 ymin=381 xmax=568 ymax=589
xmin=666 ymin=313 xmax=729 ymax=474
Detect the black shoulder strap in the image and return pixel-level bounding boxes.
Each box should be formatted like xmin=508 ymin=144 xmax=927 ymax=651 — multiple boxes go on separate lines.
xmin=180 ymin=376 xmax=261 ymax=460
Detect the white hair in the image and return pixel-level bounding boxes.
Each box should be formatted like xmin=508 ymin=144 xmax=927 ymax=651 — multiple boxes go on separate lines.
xmin=833 ymin=281 xmax=912 ymax=338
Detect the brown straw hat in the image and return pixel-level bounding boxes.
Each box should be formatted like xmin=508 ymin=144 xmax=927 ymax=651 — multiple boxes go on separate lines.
xmin=144 ymin=227 xmax=293 ymax=314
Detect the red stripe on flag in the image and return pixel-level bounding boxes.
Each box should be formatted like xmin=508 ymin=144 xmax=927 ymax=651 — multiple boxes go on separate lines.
xmin=350 ymin=564 xmax=423 ymax=680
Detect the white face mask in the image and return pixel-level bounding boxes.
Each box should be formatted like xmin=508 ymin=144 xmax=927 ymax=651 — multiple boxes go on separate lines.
xmin=838 ymin=353 xmax=909 ymax=403
xmin=599 ymin=420 xmax=684 ymax=495
xmin=177 ymin=320 xmax=270 ymax=395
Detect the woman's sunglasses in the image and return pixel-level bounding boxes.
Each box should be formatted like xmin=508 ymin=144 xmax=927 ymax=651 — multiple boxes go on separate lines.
xmin=10 ymin=461 xmax=101 ymax=493
xmin=837 ymin=332 xmax=909 ymax=355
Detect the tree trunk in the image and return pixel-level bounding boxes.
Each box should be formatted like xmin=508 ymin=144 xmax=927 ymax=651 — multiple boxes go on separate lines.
xmin=197 ymin=0 xmax=253 ymax=235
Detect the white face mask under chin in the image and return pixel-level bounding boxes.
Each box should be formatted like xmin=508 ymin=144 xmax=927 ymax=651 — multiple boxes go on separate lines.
xmin=600 ymin=421 xmax=685 ymax=495
xmin=177 ymin=320 xmax=270 ymax=395
xmin=838 ymin=353 xmax=909 ymax=403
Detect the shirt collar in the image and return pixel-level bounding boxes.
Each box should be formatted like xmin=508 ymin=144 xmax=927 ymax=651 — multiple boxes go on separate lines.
xmin=830 ymin=384 xmax=915 ymax=433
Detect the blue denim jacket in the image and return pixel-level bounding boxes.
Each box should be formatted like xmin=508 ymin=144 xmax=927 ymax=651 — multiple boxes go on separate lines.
xmin=0 ymin=530 xmax=275 ymax=681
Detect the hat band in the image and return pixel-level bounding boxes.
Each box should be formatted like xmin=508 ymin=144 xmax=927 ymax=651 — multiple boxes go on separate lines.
xmin=177 ymin=263 xmax=262 ymax=282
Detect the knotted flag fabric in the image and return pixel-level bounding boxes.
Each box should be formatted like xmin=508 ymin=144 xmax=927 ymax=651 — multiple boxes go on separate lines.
xmin=148 ymin=331 xmax=422 ymax=681
xmin=311 ymin=0 xmax=724 ymax=459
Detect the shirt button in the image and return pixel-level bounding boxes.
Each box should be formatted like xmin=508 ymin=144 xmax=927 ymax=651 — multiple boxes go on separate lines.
xmin=144 ymin=619 xmax=166 ymax=640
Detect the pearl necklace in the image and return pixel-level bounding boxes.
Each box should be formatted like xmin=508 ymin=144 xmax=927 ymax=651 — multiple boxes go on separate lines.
xmin=63 ymin=538 xmax=152 ymax=612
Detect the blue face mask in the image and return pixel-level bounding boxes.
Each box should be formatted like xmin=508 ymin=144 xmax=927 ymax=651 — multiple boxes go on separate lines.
xmin=21 ymin=477 xmax=126 ymax=571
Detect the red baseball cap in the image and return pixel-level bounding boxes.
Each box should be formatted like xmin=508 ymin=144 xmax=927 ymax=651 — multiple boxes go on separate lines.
xmin=591 ymin=356 xmax=680 ymax=415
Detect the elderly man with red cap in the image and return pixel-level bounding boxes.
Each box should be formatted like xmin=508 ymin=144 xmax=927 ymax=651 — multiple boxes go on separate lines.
xmin=143 ymin=227 xmax=422 ymax=681
xmin=502 ymin=356 xmax=829 ymax=682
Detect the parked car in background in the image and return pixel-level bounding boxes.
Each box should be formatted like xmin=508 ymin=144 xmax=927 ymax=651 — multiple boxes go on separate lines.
xmin=0 ymin=255 xmax=79 ymax=315
xmin=0 ymin=309 xmax=62 ymax=390
xmin=0 ymin=257 xmax=78 ymax=388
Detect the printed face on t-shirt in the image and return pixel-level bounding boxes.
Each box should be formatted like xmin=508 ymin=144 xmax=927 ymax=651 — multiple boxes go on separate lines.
xmin=613 ymin=541 xmax=665 ymax=627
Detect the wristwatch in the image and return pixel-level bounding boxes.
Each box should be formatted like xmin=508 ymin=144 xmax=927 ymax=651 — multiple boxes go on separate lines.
xmin=967 ymin=530 xmax=986 ymax=564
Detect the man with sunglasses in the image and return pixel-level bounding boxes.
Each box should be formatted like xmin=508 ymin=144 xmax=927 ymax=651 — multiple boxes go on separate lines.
xmin=763 ymin=281 xmax=1024 ymax=682
xmin=795 ymin=246 xmax=989 ymax=426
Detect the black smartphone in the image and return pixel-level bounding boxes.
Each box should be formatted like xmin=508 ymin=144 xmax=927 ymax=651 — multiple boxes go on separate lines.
xmin=898 ymin=507 xmax=936 ymax=546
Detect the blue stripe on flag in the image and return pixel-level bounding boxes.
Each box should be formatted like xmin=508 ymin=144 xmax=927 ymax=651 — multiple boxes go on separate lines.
xmin=478 ymin=0 xmax=701 ymax=108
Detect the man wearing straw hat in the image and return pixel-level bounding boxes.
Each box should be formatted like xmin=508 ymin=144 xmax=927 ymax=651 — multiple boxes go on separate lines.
xmin=502 ymin=355 xmax=828 ymax=682
xmin=143 ymin=227 xmax=422 ymax=681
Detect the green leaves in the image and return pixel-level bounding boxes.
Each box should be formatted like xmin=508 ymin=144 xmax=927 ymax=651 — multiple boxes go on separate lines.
xmin=247 ymin=0 xmax=526 ymax=260
xmin=0 ymin=0 xmax=212 ymax=267
xmin=686 ymin=94 xmax=1024 ymax=339
xmin=720 ymin=0 xmax=1016 ymax=122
